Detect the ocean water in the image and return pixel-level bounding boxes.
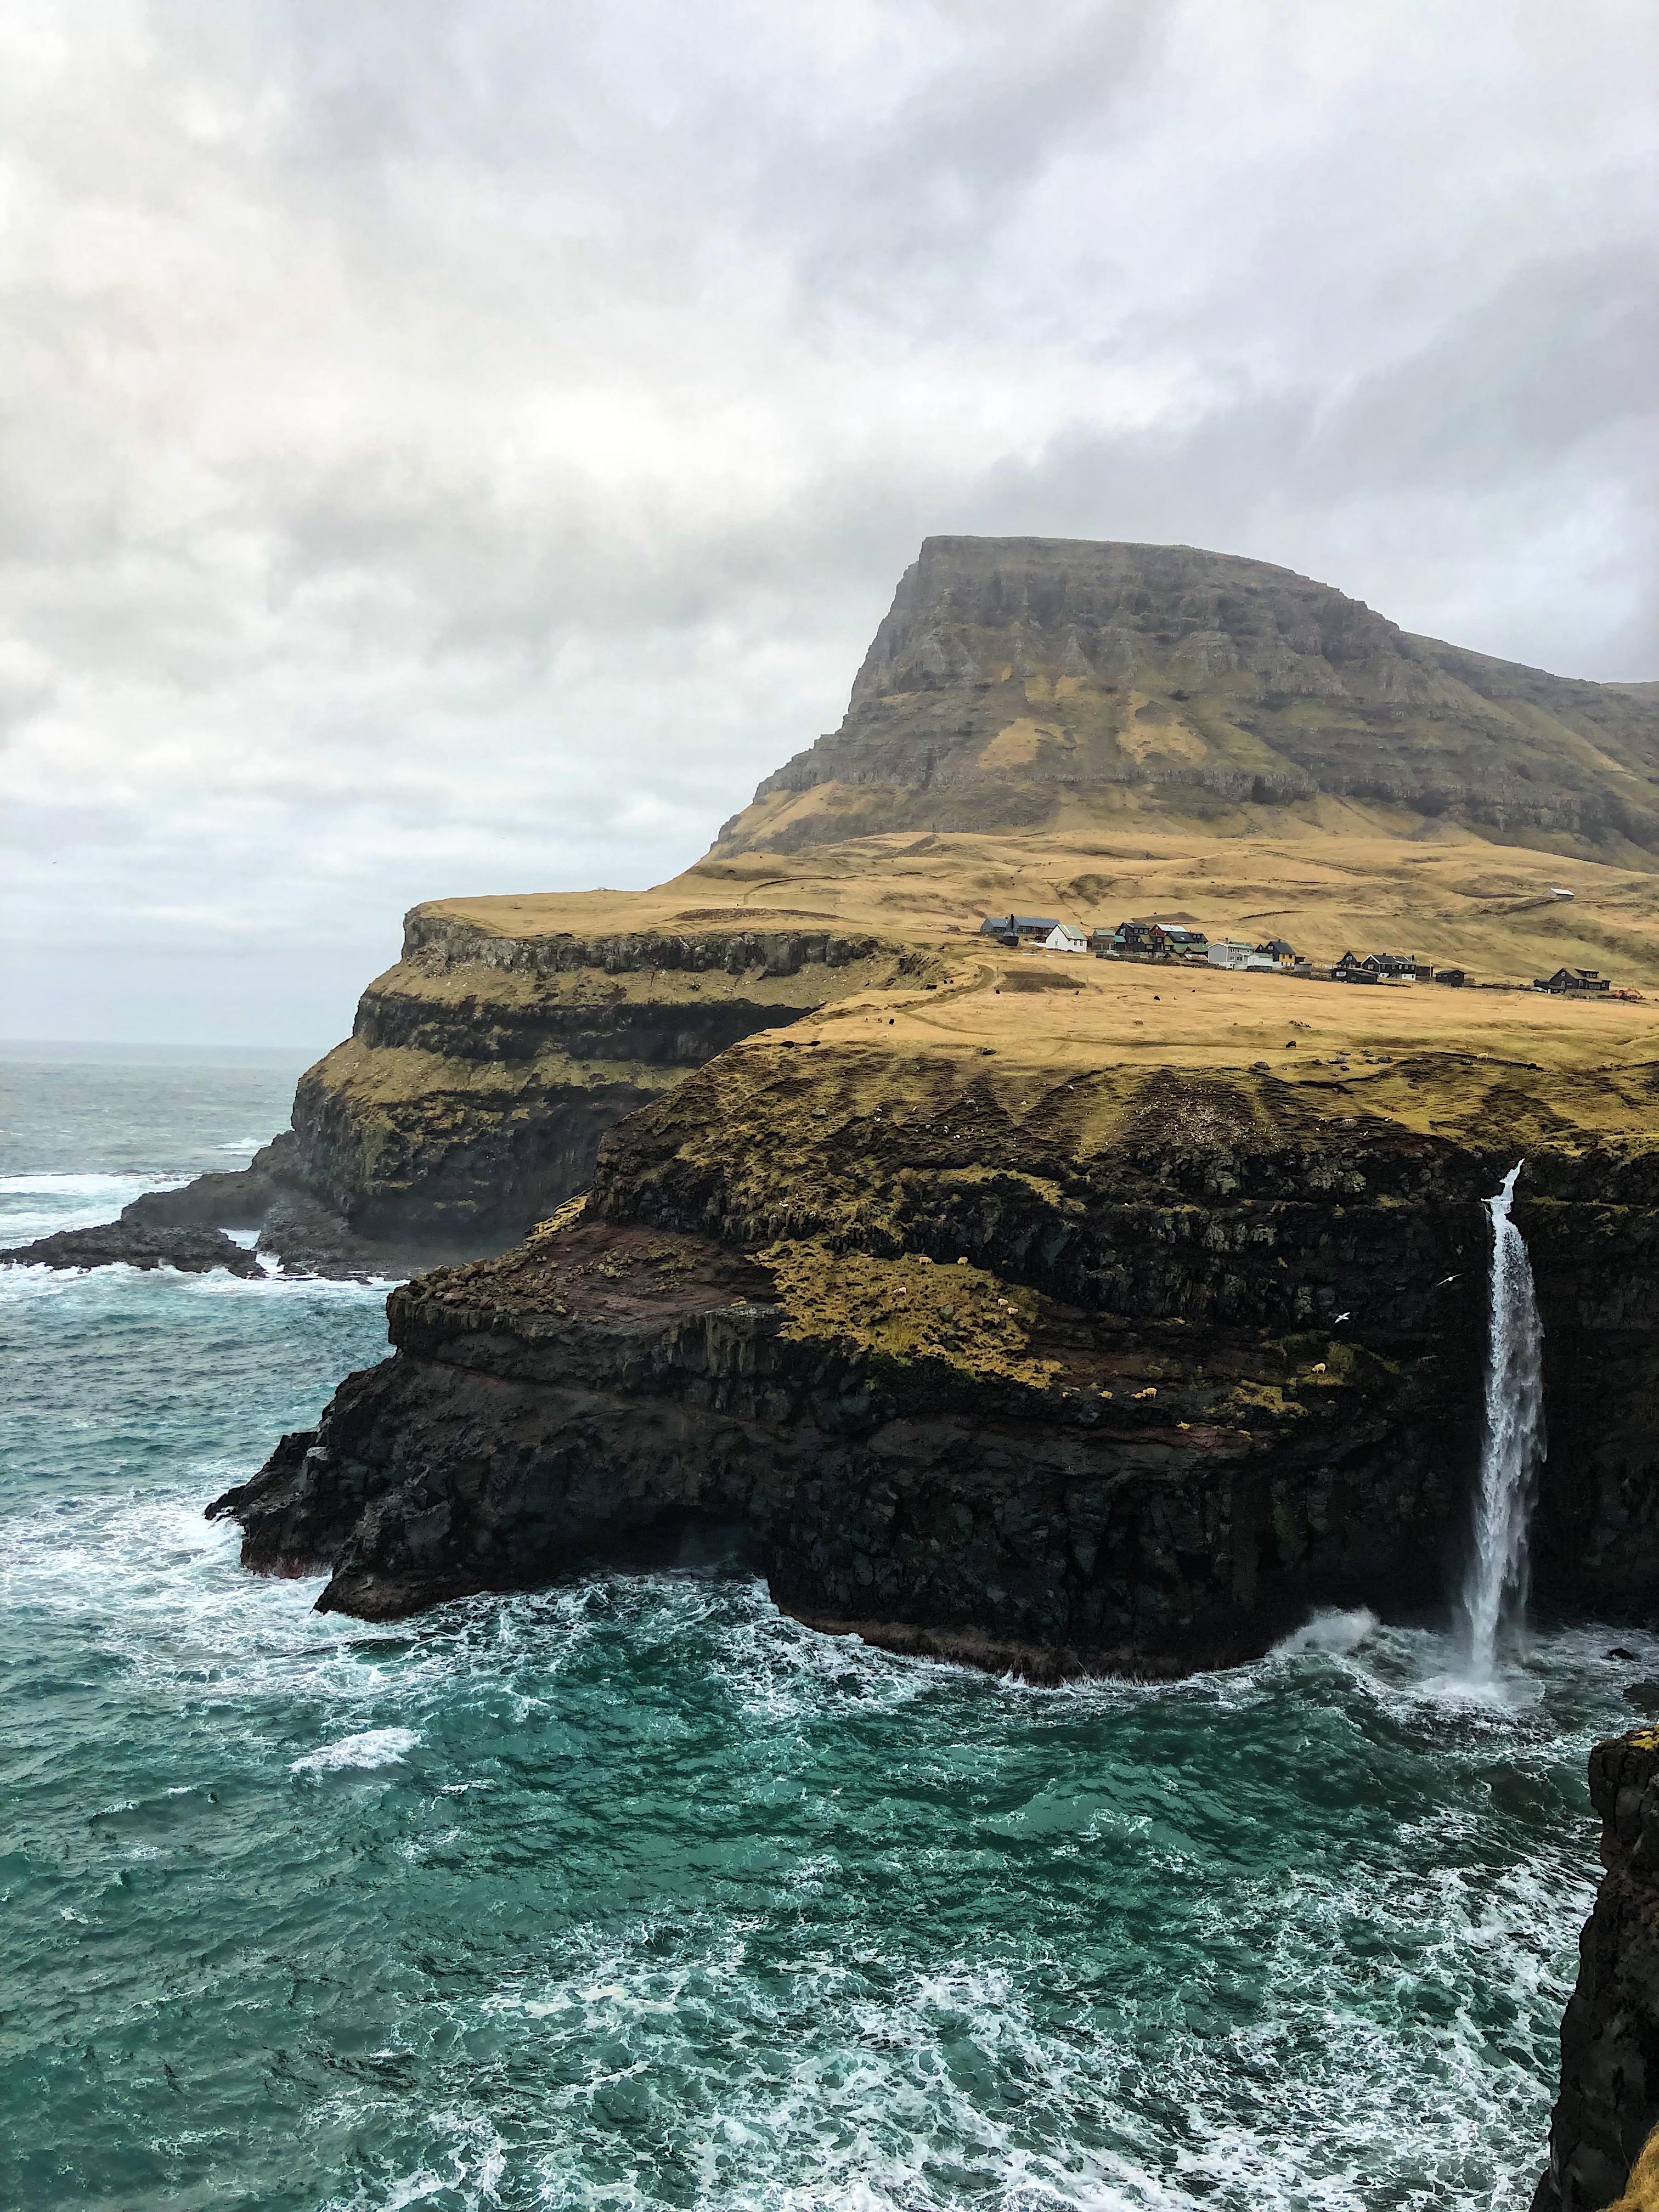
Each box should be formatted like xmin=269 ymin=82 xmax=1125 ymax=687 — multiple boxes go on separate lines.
xmin=1 ymin=1045 xmax=1641 ymax=2211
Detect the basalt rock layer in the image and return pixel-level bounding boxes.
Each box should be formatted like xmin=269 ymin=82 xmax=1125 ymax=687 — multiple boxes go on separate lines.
xmin=1 ymin=1221 xmax=264 ymax=1277
xmin=211 ymin=1046 xmax=1659 ymax=1670
xmin=715 ymin=536 xmax=1659 ymax=859
xmin=1536 ymin=1729 xmax=1659 ymax=2211
xmin=132 ymin=916 xmax=936 ymax=1268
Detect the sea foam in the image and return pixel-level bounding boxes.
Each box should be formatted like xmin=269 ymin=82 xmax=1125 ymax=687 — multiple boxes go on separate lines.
xmin=290 ymin=1727 xmax=421 ymax=1775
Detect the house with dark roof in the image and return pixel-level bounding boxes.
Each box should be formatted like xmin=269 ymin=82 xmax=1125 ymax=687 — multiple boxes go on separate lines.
xmin=979 ymin=914 xmax=1060 ymax=944
xmin=1535 ymin=967 xmax=1611 ymax=994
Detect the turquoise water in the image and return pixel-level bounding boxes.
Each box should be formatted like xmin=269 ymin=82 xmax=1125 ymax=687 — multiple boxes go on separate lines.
xmin=1 ymin=1047 xmax=1639 ymax=2210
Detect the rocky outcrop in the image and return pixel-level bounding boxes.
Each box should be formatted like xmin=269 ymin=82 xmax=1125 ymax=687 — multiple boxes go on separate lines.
xmin=207 ymin=1046 xmax=1659 ymax=1664
xmin=117 ymin=919 xmax=936 ymax=1269
xmin=2 ymin=1221 xmax=264 ymax=1277
xmin=714 ymin=537 xmax=1659 ymax=855
xmin=281 ymin=919 xmax=921 ymax=1245
xmin=1536 ymin=1730 xmax=1659 ymax=2210
xmin=208 ymin=1209 xmax=1471 ymax=1662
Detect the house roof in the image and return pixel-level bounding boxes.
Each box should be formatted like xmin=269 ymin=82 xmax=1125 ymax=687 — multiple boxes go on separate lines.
xmin=980 ymin=915 xmax=1059 ymax=932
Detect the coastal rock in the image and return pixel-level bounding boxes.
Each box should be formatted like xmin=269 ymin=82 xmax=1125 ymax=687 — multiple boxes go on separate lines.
xmin=270 ymin=922 xmax=934 ymax=1249
xmin=2 ymin=1222 xmax=264 ymax=1277
xmin=210 ymin=1046 xmax=1659 ymax=1666
xmin=1535 ymin=1729 xmax=1659 ymax=2210
xmin=119 ymin=1163 xmax=281 ymax=1231
xmin=208 ymin=1212 xmax=1463 ymax=1662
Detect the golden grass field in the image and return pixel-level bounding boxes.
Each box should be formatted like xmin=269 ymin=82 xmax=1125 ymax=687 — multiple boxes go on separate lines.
xmin=414 ymin=824 xmax=1658 ymax=1119
xmin=431 ymin=822 xmax=1659 ymax=991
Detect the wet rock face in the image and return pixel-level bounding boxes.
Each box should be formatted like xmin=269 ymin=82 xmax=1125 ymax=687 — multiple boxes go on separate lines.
xmin=209 ymin=1056 xmax=1659 ymax=1669
xmin=210 ymin=1220 xmax=1469 ymax=1666
xmin=1 ymin=1222 xmax=264 ymax=1277
xmin=1534 ymin=1730 xmax=1659 ymax=2211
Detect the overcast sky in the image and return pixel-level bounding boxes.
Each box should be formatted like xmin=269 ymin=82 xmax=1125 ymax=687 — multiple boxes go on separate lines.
xmin=3 ymin=0 xmax=1655 ymax=1046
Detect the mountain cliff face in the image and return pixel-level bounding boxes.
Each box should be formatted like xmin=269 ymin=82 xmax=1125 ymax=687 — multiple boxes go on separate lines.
xmin=132 ymin=910 xmax=940 ymax=1266
xmin=283 ymin=911 xmax=934 ymax=1245
xmin=715 ymin=537 xmax=1659 ymax=859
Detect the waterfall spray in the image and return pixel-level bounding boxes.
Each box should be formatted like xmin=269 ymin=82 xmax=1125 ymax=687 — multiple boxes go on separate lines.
xmin=1460 ymin=1163 xmax=1546 ymax=1681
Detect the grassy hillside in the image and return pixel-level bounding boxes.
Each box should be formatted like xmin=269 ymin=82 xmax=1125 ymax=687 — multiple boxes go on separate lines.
xmin=431 ymin=822 xmax=1659 ymax=997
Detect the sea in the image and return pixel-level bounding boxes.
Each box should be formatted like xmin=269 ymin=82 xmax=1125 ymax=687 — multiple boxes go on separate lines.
xmin=2 ymin=1041 xmax=1647 ymax=2212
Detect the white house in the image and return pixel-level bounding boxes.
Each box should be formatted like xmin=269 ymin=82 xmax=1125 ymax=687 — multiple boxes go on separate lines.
xmin=1207 ymin=940 xmax=1254 ymax=969
xmin=1042 ymin=923 xmax=1088 ymax=953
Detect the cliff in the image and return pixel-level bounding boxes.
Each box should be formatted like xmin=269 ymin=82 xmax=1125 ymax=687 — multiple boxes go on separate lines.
xmin=715 ymin=537 xmax=1659 ymax=860
xmin=210 ymin=1023 xmax=1659 ymax=1664
xmin=133 ymin=537 xmax=1659 ymax=1269
xmin=281 ymin=915 xmax=936 ymax=1245
xmin=136 ymin=912 xmax=941 ymax=1267
xmin=180 ymin=534 xmax=1659 ymax=2194
xmin=1537 ymin=1730 xmax=1659 ymax=2211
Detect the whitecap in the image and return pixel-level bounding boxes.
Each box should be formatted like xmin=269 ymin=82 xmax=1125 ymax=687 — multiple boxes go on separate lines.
xmin=290 ymin=1726 xmax=421 ymax=1774
xmin=214 ymin=1137 xmax=270 ymax=1152
xmin=0 ymin=1170 xmax=190 ymax=1245
xmin=1271 ymin=1606 xmax=1380 ymax=1658
xmin=0 ymin=1171 xmax=185 ymax=1195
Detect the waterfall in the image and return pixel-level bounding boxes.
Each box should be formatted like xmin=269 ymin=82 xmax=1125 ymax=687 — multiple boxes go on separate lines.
xmin=1460 ymin=1163 xmax=1547 ymax=1681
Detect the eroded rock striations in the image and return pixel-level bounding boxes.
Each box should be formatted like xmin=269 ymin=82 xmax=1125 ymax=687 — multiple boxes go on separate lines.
xmin=716 ymin=536 xmax=1659 ymax=856
xmin=1536 ymin=1729 xmax=1659 ymax=2211
xmin=210 ymin=1046 xmax=1659 ymax=1671
xmin=128 ymin=918 xmax=934 ymax=1270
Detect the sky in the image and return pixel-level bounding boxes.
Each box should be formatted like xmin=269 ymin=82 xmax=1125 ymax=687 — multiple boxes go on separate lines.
xmin=2 ymin=1 xmax=1655 ymax=1047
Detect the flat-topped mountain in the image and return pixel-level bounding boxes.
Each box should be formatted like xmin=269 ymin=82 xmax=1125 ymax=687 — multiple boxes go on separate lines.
xmin=716 ymin=537 xmax=1659 ymax=861
xmin=126 ymin=533 xmax=1659 ymax=1269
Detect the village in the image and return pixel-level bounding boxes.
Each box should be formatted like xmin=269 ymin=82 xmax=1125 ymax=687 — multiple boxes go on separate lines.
xmin=975 ymin=912 xmax=1641 ymax=999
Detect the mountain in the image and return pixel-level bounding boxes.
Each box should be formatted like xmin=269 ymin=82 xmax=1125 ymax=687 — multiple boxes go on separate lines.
xmin=123 ymin=533 xmax=1659 ymax=1268
xmin=715 ymin=537 xmax=1659 ymax=862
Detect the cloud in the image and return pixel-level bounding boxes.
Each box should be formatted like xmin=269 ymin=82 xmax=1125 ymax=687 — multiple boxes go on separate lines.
xmin=1 ymin=0 xmax=1654 ymax=1042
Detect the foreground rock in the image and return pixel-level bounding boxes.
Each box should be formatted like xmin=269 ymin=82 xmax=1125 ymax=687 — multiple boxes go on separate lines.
xmin=1535 ymin=1729 xmax=1659 ymax=2211
xmin=2 ymin=1222 xmax=264 ymax=1277
xmin=208 ymin=1044 xmax=1659 ymax=1669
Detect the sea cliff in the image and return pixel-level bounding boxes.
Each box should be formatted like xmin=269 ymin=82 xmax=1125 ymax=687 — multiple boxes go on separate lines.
xmin=131 ymin=911 xmax=936 ymax=1268
xmin=210 ymin=1040 xmax=1659 ymax=1667
xmin=179 ymin=533 xmax=1659 ymax=2199
xmin=117 ymin=538 xmax=1659 ymax=1277
xmin=1537 ymin=1730 xmax=1659 ymax=2211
